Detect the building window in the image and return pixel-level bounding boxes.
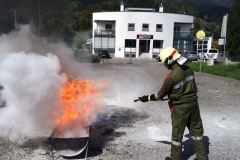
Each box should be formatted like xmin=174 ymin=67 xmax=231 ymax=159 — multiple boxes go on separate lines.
xmin=174 ymin=26 xmax=181 ymax=36
xmin=203 ymin=45 xmax=208 ymax=49
xmin=195 ymin=41 xmax=208 ymax=50
xmin=203 ymin=49 xmax=208 ymax=52
xmin=128 ymin=23 xmax=135 ymax=31
xmin=153 ymin=40 xmax=163 ymax=48
xmin=125 ymin=39 xmax=136 ymax=47
xmin=142 ymin=24 xmax=149 ymax=31
xmin=105 ymin=24 xmax=112 ymax=30
xmin=156 ymin=24 xmax=162 ymax=32
xmin=174 ymin=26 xmax=180 ymax=31
xmin=173 ymin=40 xmax=194 ymax=52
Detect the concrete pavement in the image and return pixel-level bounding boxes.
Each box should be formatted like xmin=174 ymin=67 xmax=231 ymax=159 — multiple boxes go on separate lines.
xmin=0 ymin=58 xmax=240 ymax=160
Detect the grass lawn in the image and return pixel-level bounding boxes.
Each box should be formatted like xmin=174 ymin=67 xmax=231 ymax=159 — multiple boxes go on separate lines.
xmin=186 ymin=61 xmax=240 ymax=81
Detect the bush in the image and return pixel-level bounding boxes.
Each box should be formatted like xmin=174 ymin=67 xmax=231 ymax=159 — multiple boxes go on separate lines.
xmin=236 ymin=62 xmax=240 ymax=69
xmin=74 ymin=49 xmax=100 ymax=63
xmin=230 ymin=56 xmax=240 ymax=62
xmin=72 ymin=31 xmax=91 ymax=49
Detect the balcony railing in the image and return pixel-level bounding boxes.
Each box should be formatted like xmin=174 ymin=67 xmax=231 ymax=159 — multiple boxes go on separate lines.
xmin=94 ymin=29 xmax=115 ymax=37
xmin=174 ymin=31 xmax=194 ymax=37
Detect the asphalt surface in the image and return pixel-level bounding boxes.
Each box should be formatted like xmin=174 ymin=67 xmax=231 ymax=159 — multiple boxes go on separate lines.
xmin=1 ymin=58 xmax=240 ymax=160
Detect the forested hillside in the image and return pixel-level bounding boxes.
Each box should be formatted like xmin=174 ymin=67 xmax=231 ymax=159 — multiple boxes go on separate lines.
xmin=181 ymin=0 xmax=233 ymax=7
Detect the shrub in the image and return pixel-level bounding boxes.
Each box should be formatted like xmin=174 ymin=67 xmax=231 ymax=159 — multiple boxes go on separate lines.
xmin=74 ymin=49 xmax=100 ymax=63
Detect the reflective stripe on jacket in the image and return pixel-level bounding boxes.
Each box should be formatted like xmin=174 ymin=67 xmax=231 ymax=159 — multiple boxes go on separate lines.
xmin=158 ymin=64 xmax=198 ymax=105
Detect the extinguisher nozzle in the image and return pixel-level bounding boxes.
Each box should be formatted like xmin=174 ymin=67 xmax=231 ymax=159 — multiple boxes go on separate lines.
xmin=134 ymin=99 xmax=139 ymax=102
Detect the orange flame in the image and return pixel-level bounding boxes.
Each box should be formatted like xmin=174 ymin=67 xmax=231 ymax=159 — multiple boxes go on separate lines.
xmin=56 ymin=75 xmax=106 ymax=128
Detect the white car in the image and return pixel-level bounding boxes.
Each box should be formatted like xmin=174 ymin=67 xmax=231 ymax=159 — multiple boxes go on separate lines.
xmin=205 ymin=48 xmax=219 ymax=60
xmin=198 ymin=49 xmax=218 ymax=60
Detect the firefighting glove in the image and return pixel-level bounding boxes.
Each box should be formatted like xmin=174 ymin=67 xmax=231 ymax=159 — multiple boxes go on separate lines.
xmin=138 ymin=95 xmax=148 ymax=102
xmin=138 ymin=94 xmax=157 ymax=103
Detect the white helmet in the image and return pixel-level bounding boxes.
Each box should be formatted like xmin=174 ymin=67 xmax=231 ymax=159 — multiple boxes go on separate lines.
xmin=159 ymin=47 xmax=187 ymax=65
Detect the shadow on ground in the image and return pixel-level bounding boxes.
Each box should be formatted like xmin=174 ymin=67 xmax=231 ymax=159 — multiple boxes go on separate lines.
xmin=84 ymin=106 xmax=149 ymax=159
xmin=18 ymin=105 xmax=149 ymax=159
xmin=157 ymin=134 xmax=210 ymax=159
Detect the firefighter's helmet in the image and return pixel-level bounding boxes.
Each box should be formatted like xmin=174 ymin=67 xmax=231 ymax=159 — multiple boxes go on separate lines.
xmin=159 ymin=47 xmax=187 ymax=65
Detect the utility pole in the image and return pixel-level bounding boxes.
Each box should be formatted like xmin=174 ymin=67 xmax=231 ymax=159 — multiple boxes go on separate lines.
xmin=14 ymin=10 xmax=17 ymax=29
xmin=38 ymin=0 xmax=41 ymax=37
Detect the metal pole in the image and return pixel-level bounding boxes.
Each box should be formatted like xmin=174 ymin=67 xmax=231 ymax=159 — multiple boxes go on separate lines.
xmin=85 ymin=126 xmax=91 ymax=160
xmin=126 ymin=48 xmax=132 ymax=64
xmin=224 ymin=37 xmax=226 ymax=63
xmin=223 ymin=14 xmax=228 ymax=64
xmin=198 ymin=40 xmax=202 ymax=72
xmin=38 ymin=0 xmax=41 ymax=37
xmin=14 ymin=10 xmax=17 ymax=29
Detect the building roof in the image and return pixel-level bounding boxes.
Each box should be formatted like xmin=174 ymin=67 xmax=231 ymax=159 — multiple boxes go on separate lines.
xmin=125 ymin=7 xmax=155 ymax=12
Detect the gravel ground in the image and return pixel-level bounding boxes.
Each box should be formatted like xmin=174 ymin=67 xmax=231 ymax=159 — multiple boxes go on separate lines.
xmin=1 ymin=58 xmax=240 ymax=160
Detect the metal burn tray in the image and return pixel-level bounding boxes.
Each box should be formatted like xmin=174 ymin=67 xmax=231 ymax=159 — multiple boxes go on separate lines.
xmin=50 ymin=126 xmax=91 ymax=157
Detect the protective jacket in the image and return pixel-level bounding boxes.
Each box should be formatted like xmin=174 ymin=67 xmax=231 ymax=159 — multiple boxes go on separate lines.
xmin=157 ymin=64 xmax=198 ymax=105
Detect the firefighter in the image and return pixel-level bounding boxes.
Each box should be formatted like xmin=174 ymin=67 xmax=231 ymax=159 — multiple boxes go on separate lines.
xmin=138 ymin=47 xmax=208 ymax=160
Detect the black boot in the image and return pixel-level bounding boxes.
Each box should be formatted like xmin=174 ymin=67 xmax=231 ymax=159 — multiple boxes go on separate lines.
xmin=165 ymin=157 xmax=171 ymax=160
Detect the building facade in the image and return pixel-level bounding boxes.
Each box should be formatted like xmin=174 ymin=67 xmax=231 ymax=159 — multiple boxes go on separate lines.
xmin=92 ymin=3 xmax=194 ymax=59
xmin=194 ymin=36 xmax=213 ymax=52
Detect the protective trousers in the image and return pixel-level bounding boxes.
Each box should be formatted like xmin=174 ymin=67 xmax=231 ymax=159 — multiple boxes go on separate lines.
xmin=170 ymin=101 xmax=208 ymax=160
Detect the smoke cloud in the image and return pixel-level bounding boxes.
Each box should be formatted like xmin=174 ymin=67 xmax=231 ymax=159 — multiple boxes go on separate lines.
xmin=0 ymin=24 xmax=100 ymax=141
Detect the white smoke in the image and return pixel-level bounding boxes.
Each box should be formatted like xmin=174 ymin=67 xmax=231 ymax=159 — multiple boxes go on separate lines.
xmin=0 ymin=52 xmax=66 ymax=141
xmin=0 ymin=24 xmax=87 ymax=77
xmin=0 ymin=24 xmax=96 ymax=141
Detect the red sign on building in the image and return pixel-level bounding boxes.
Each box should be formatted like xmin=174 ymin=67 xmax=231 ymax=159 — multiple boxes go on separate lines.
xmin=137 ymin=34 xmax=153 ymax=39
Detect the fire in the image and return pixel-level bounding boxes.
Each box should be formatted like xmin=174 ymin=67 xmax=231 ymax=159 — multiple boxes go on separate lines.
xmin=56 ymin=75 xmax=106 ymax=129
xmin=58 ymin=105 xmax=79 ymax=126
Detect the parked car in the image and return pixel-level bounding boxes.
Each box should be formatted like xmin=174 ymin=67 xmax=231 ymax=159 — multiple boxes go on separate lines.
xmin=198 ymin=49 xmax=218 ymax=60
xmin=98 ymin=50 xmax=111 ymax=58
xmin=206 ymin=48 xmax=219 ymax=60
xmin=183 ymin=51 xmax=198 ymax=62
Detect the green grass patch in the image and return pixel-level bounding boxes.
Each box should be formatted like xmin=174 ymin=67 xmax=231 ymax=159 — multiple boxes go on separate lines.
xmin=186 ymin=62 xmax=240 ymax=80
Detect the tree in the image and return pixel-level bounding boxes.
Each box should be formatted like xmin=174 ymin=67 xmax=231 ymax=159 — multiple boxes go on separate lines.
xmin=101 ymin=0 xmax=119 ymax=11
xmin=204 ymin=15 xmax=208 ymax=21
xmin=72 ymin=31 xmax=91 ymax=49
xmin=68 ymin=2 xmax=86 ymax=30
xmin=193 ymin=18 xmax=202 ymax=32
xmin=164 ymin=0 xmax=198 ymax=16
xmin=211 ymin=39 xmax=219 ymax=50
xmin=226 ymin=0 xmax=240 ymax=57
xmin=74 ymin=4 xmax=101 ymax=31
xmin=40 ymin=0 xmax=75 ymax=45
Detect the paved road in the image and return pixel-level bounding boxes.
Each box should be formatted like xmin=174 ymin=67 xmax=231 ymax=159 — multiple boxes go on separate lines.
xmin=1 ymin=58 xmax=240 ymax=160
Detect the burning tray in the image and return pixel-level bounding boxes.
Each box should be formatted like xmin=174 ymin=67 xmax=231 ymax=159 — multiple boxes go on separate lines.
xmin=50 ymin=126 xmax=90 ymax=157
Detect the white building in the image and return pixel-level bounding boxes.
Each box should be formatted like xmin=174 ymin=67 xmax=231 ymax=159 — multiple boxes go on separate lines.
xmin=92 ymin=2 xmax=194 ymax=59
xmin=194 ymin=36 xmax=213 ymax=52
